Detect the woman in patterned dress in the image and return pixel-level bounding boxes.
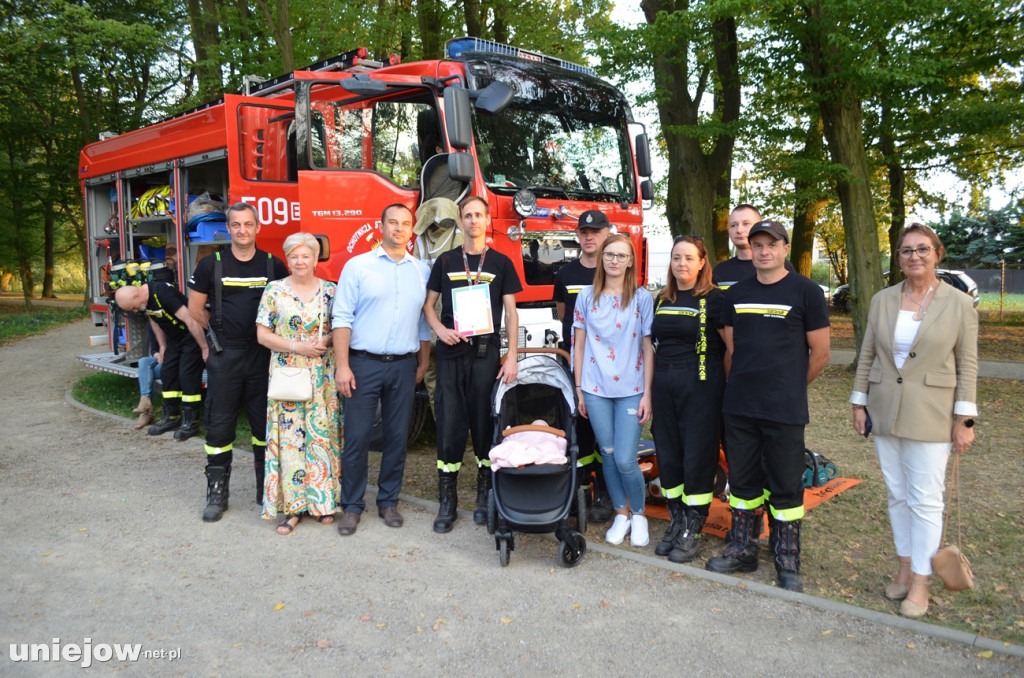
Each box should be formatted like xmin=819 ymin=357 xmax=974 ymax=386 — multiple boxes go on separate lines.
xmin=256 ymin=233 xmax=342 ymax=534
xmin=572 ymin=234 xmax=655 ymax=548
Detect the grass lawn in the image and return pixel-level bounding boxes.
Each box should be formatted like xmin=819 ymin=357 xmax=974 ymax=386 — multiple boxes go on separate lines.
xmin=0 ymin=303 xmax=87 ymax=346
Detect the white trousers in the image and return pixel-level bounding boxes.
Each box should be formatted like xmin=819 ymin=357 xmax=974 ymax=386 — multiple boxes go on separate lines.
xmin=874 ymin=434 xmax=951 ymax=576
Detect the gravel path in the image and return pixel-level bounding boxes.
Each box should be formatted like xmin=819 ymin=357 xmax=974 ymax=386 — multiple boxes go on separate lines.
xmin=1 ymin=319 xmax=1020 ymax=676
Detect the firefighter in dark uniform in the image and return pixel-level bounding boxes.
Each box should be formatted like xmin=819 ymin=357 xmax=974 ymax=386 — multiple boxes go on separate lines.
xmin=114 ymin=282 xmax=207 ymax=439
xmin=423 ymin=196 xmax=522 ymax=533
xmin=649 ymin=235 xmax=726 ymax=563
xmin=188 ymin=203 xmax=288 ymax=523
xmin=706 ymin=220 xmax=830 ymax=592
xmin=553 ymin=209 xmax=613 ymax=522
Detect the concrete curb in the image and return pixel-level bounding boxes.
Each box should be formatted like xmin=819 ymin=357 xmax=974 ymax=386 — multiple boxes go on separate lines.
xmin=65 ymin=389 xmax=1024 ymax=661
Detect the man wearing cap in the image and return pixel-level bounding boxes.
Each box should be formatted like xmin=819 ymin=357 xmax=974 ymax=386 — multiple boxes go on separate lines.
xmin=553 ymin=209 xmax=613 ymax=522
xmin=713 ymin=204 xmax=793 ymax=289
xmin=706 ymin=219 xmax=830 ymax=592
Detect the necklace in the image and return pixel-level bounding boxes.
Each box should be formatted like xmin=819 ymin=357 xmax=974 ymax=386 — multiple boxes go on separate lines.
xmin=903 ymin=280 xmax=936 ymax=321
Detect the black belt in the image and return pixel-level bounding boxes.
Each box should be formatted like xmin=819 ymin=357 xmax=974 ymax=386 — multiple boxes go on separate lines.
xmin=350 ymin=349 xmax=416 ymax=363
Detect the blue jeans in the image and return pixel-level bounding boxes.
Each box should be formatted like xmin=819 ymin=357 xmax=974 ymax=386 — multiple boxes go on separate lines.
xmin=582 ymin=393 xmax=645 ymax=513
xmin=138 ymin=356 xmax=161 ymax=398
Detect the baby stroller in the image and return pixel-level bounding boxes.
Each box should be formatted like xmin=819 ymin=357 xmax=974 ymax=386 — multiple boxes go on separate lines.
xmin=487 ymin=348 xmax=587 ymax=567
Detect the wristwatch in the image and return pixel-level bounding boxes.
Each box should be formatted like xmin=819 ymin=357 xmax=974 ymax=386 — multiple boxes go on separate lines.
xmin=962 ymin=418 xmax=975 ymax=428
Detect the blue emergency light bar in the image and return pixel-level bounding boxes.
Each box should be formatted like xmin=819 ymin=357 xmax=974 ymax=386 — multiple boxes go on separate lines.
xmin=446 ymin=37 xmax=595 ymax=76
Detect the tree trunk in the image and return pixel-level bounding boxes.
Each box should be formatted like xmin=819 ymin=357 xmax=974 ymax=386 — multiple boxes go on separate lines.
xmin=799 ymin=2 xmax=883 ymax=363
xmin=790 ymin=118 xmax=827 ymax=277
xmin=464 ymin=0 xmax=482 ymax=37
xmin=42 ymin=201 xmax=55 ymax=298
xmin=879 ymin=103 xmax=906 ymax=283
xmin=418 ymin=0 xmax=445 ymax=59
xmin=641 ymin=1 xmax=739 ymax=247
xmin=187 ymin=0 xmax=222 ymax=102
xmin=713 ymin=171 xmax=731 ymax=262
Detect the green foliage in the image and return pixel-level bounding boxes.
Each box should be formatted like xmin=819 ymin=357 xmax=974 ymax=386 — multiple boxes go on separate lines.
xmin=932 ymin=204 xmax=1024 ymax=268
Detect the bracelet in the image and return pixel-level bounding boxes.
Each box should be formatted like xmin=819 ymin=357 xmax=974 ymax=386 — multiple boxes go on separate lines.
xmin=851 ymin=404 xmax=865 ymax=410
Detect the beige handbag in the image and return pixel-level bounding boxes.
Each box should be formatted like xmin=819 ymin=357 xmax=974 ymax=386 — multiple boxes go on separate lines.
xmin=267 ymin=284 xmax=322 ymax=403
xmin=931 ymin=454 xmax=974 ymax=591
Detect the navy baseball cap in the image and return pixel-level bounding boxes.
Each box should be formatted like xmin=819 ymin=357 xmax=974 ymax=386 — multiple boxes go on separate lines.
xmin=577 ymin=210 xmax=611 ymax=230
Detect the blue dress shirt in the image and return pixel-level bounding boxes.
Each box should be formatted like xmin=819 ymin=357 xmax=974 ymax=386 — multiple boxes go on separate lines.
xmin=332 ymin=246 xmax=431 ymax=355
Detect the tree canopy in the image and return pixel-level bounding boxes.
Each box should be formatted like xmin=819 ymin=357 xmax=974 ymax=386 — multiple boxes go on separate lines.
xmin=1 ymin=0 xmax=1020 ymax=334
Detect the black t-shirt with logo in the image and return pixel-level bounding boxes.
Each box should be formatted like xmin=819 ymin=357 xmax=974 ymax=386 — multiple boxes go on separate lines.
xmin=188 ymin=248 xmax=288 ymax=345
xmin=721 ymin=272 xmax=830 ymax=425
xmin=552 ymin=258 xmax=597 ymax=349
xmin=427 ymin=246 xmax=523 ymax=359
xmin=651 ymin=287 xmax=725 ymax=364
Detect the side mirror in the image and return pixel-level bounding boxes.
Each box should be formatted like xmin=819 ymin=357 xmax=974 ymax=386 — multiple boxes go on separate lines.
xmin=635 ymin=133 xmax=651 ymax=178
xmin=448 ymin=152 xmax=475 ymax=182
xmin=472 ymin=81 xmax=514 ymax=115
xmin=444 ymin=86 xmax=472 ymax=151
xmin=640 ymin=179 xmax=654 ymax=209
xmin=340 ymin=74 xmax=387 ymax=95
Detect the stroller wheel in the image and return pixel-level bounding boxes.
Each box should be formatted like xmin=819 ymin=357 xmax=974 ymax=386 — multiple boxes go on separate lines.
xmin=498 ymin=538 xmax=511 ymax=567
xmin=575 ymin=487 xmax=588 ymax=534
xmin=486 ymin=489 xmax=497 ymax=536
xmin=558 ymin=532 xmax=586 ymax=568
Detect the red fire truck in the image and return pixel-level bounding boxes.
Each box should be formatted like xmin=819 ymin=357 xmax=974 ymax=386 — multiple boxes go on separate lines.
xmin=78 ymin=37 xmax=652 ymax=378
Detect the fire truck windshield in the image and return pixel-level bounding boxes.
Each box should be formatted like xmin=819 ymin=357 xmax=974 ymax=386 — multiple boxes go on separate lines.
xmin=466 ymin=57 xmax=636 ymax=204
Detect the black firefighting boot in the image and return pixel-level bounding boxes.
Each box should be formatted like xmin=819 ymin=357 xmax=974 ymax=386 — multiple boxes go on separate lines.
xmin=668 ymin=507 xmax=708 ymax=564
xmin=655 ymin=499 xmax=686 ymax=557
xmin=433 ymin=474 xmax=458 ymax=534
xmin=705 ymin=507 xmax=761 ymax=574
xmin=201 ymin=465 xmax=231 ymax=522
xmin=253 ymin=444 xmax=267 ymax=505
xmin=772 ymin=518 xmax=804 ymax=592
xmin=148 ymin=399 xmax=181 ymax=436
xmin=173 ymin=403 xmax=201 ymax=441
xmin=473 ymin=466 xmax=491 ymax=525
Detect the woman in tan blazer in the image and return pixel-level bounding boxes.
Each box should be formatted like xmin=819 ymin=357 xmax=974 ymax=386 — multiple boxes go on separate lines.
xmin=849 ymin=223 xmax=978 ymax=619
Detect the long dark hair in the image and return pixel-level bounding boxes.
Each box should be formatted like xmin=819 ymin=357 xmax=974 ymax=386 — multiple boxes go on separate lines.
xmin=660 ymin=235 xmax=714 ymax=302
xmin=592 ymin=234 xmax=637 ymax=308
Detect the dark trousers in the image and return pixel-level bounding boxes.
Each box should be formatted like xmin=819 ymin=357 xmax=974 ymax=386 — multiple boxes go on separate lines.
xmin=341 ymin=353 xmax=417 ymax=512
xmin=160 ymin=332 xmax=203 ymax=401
xmin=434 ymin=343 xmax=500 ymax=473
xmin=204 ymin=342 xmax=270 ymax=456
xmin=651 ymin=356 xmax=724 ymax=508
xmin=722 ymin=414 xmax=805 ymax=513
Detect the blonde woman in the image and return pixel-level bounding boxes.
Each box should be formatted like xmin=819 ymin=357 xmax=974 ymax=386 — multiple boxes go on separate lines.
xmin=256 ymin=233 xmax=341 ymax=534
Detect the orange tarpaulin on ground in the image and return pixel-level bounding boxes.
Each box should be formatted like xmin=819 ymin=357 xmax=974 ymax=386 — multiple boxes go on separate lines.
xmin=643 ymin=477 xmax=862 ymax=539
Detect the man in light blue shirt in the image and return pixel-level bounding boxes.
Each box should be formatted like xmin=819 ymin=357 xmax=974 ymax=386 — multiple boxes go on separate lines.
xmin=332 ymin=203 xmax=431 ymax=535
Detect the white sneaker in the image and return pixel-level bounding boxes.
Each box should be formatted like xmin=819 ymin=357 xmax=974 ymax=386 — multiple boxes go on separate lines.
xmin=605 ymin=514 xmax=631 ymax=545
xmin=630 ymin=514 xmax=649 ymax=547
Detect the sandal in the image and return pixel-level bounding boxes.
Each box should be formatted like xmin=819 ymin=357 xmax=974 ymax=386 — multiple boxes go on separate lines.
xmin=315 ymin=514 xmax=335 ymax=525
xmin=276 ymin=515 xmax=301 ymax=535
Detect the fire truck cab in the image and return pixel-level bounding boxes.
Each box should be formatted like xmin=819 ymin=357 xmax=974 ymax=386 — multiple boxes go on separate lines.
xmin=78 ymin=37 xmax=652 ymax=375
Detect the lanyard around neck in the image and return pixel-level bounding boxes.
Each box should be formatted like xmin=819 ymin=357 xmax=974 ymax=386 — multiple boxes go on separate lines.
xmin=462 ymin=246 xmax=488 ymax=286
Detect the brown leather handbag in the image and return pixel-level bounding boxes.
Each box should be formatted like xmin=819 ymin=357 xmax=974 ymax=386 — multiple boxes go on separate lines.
xmin=931 ymin=454 xmax=974 ymax=591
